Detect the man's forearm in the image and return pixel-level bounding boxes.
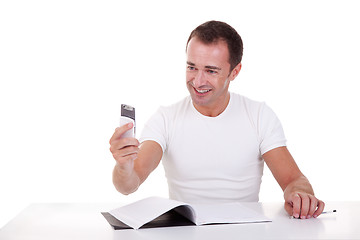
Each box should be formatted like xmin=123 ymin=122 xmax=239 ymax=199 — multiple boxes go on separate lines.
xmin=112 ymin=164 xmax=141 ymax=195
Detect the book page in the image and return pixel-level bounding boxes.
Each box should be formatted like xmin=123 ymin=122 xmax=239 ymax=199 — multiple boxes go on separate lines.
xmin=109 ymin=197 xmax=191 ymax=229
xmin=191 ymin=202 xmax=271 ymax=225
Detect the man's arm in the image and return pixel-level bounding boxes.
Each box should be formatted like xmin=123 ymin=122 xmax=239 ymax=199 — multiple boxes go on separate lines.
xmin=263 ymin=146 xmax=325 ymax=219
xmin=109 ymin=123 xmax=163 ymax=195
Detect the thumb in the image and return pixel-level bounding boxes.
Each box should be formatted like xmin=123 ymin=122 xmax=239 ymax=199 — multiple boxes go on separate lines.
xmin=110 ymin=122 xmax=134 ymax=144
xmin=118 ymin=122 xmax=134 ymax=133
xmin=285 ymin=193 xmax=301 ymax=217
xmin=284 ymin=201 xmax=293 ymax=216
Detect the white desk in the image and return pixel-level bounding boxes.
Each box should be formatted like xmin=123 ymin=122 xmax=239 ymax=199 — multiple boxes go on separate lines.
xmin=0 ymin=201 xmax=359 ymax=239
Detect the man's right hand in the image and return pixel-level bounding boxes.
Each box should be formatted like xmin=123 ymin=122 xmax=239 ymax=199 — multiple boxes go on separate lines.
xmin=109 ymin=122 xmax=163 ymax=195
xmin=109 ymin=122 xmax=139 ymax=175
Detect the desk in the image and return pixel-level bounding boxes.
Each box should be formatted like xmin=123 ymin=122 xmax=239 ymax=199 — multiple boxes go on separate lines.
xmin=0 ymin=201 xmax=359 ymax=239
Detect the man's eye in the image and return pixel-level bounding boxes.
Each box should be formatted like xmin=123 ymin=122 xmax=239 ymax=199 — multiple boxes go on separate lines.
xmin=207 ymin=70 xmax=217 ymax=74
xmin=187 ymin=66 xmax=195 ymax=70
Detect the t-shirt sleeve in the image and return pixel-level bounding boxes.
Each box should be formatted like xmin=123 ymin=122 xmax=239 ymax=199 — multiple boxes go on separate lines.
xmin=139 ymin=107 xmax=167 ymax=153
xmin=258 ymin=103 xmax=287 ymax=155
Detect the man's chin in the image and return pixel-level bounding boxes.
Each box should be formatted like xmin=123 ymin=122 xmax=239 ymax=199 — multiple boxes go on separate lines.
xmin=190 ymin=93 xmax=211 ymax=107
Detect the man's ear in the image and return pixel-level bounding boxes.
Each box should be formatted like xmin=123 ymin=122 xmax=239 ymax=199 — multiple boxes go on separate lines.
xmin=230 ymin=63 xmax=242 ymax=81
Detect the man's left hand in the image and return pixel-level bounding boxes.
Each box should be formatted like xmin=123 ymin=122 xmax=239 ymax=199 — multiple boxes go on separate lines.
xmin=285 ymin=192 xmax=325 ymax=219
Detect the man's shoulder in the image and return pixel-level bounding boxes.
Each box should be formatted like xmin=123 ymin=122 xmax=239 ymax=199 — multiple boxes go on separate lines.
xmin=160 ymin=96 xmax=191 ymax=112
xmin=231 ymin=92 xmax=265 ymax=110
xmin=231 ymin=93 xmax=279 ymax=123
xmin=155 ymin=96 xmax=192 ymax=119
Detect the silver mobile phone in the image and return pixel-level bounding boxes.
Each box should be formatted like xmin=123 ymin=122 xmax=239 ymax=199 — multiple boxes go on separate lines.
xmin=120 ymin=104 xmax=135 ymax=138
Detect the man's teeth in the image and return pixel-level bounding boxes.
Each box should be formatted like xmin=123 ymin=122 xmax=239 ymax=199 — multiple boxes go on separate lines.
xmin=196 ymin=89 xmax=211 ymax=93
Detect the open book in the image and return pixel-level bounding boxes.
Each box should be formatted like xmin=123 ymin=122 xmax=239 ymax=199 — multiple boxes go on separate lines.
xmin=102 ymin=197 xmax=271 ymax=230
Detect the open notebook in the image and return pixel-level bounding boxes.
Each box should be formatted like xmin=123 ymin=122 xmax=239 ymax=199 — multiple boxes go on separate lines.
xmin=102 ymin=197 xmax=271 ymax=230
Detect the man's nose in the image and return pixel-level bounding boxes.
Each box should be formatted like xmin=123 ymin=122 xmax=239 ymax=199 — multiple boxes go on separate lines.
xmin=193 ymin=71 xmax=206 ymax=87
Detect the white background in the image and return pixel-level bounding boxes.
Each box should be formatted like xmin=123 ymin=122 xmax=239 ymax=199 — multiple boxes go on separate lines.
xmin=1 ymin=0 xmax=359 ymax=228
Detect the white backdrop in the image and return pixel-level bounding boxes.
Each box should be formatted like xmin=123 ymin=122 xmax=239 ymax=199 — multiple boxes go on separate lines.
xmin=1 ymin=0 xmax=359 ymax=228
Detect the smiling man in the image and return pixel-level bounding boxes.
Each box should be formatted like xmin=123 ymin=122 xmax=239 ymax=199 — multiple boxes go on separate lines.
xmin=109 ymin=21 xmax=325 ymax=219
xmin=185 ymin=31 xmax=240 ymax=117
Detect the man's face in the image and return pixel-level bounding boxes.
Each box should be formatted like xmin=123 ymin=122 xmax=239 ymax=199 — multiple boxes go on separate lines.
xmin=186 ymin=37 xmax=237 ymax=115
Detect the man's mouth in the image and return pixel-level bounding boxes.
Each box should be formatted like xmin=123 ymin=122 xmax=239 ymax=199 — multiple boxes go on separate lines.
xmin=194 ymin=88 xmax=211 ymax=94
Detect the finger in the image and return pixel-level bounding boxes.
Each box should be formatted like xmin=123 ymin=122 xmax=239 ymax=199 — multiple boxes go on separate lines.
xmin=110 ymin=137 xmax=139 ymax=153
xmin=313 ymin=200 xmax=325 ymax=218
xmin=299 ymin=193 xmax=310 ymax=219
xmin=109 ymin=123 xmax=134 ymax=144
xmin=284 ymin=201 xmax=293 ymax=216
xmin=307 ymin=195 xmax=318 ymax=218
xmin=114 ymin=146 xmax=139 ymax=158
xmin=113 ymin=152 xmax=138 ymax=163
xmin=291 ymin=193 xmax=302 ymax=218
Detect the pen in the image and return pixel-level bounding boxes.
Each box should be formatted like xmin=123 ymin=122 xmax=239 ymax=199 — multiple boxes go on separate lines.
xmin=290 ymin=210 xmax=337 ymax=219
xmin=321 ymin=210 xmax=337 ymax=214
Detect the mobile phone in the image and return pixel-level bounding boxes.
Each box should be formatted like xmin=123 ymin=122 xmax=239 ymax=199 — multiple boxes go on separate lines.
xmin=120 ymin=104 xmax=135 ymax=138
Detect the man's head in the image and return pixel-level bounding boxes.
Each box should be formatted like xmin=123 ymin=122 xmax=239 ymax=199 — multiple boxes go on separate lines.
xmin=185 ymin=21 xmax=243 ymax=117
xmin=186 ymin=20 xmax=243 ymax=72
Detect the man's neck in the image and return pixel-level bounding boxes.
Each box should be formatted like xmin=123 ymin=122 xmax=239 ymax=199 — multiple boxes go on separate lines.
xmin=193 ymin=92 xmax=231 ymax=117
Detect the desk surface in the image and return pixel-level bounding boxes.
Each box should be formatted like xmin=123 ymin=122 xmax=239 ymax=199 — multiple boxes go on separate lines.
xmin=0 ymin=201 xmax=359 ymax=240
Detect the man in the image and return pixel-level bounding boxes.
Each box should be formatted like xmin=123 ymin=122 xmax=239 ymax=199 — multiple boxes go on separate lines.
xmin=109 ymin=21 xmax=325 ymax=219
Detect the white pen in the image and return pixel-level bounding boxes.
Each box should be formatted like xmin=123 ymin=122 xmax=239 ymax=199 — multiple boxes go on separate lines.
xmin=321 ymin=210 xmax=337 ymax=214
xmin=290 ymin=210 xmax=337 ymax=219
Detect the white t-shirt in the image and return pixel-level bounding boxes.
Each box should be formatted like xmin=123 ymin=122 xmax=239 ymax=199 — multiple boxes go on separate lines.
xmin=140 ymin=92 xmax=286 ymax=204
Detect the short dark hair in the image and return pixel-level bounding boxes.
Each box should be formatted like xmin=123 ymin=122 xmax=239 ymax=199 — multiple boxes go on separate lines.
xmin=186 ymin=21 xmax=243 ymax=71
